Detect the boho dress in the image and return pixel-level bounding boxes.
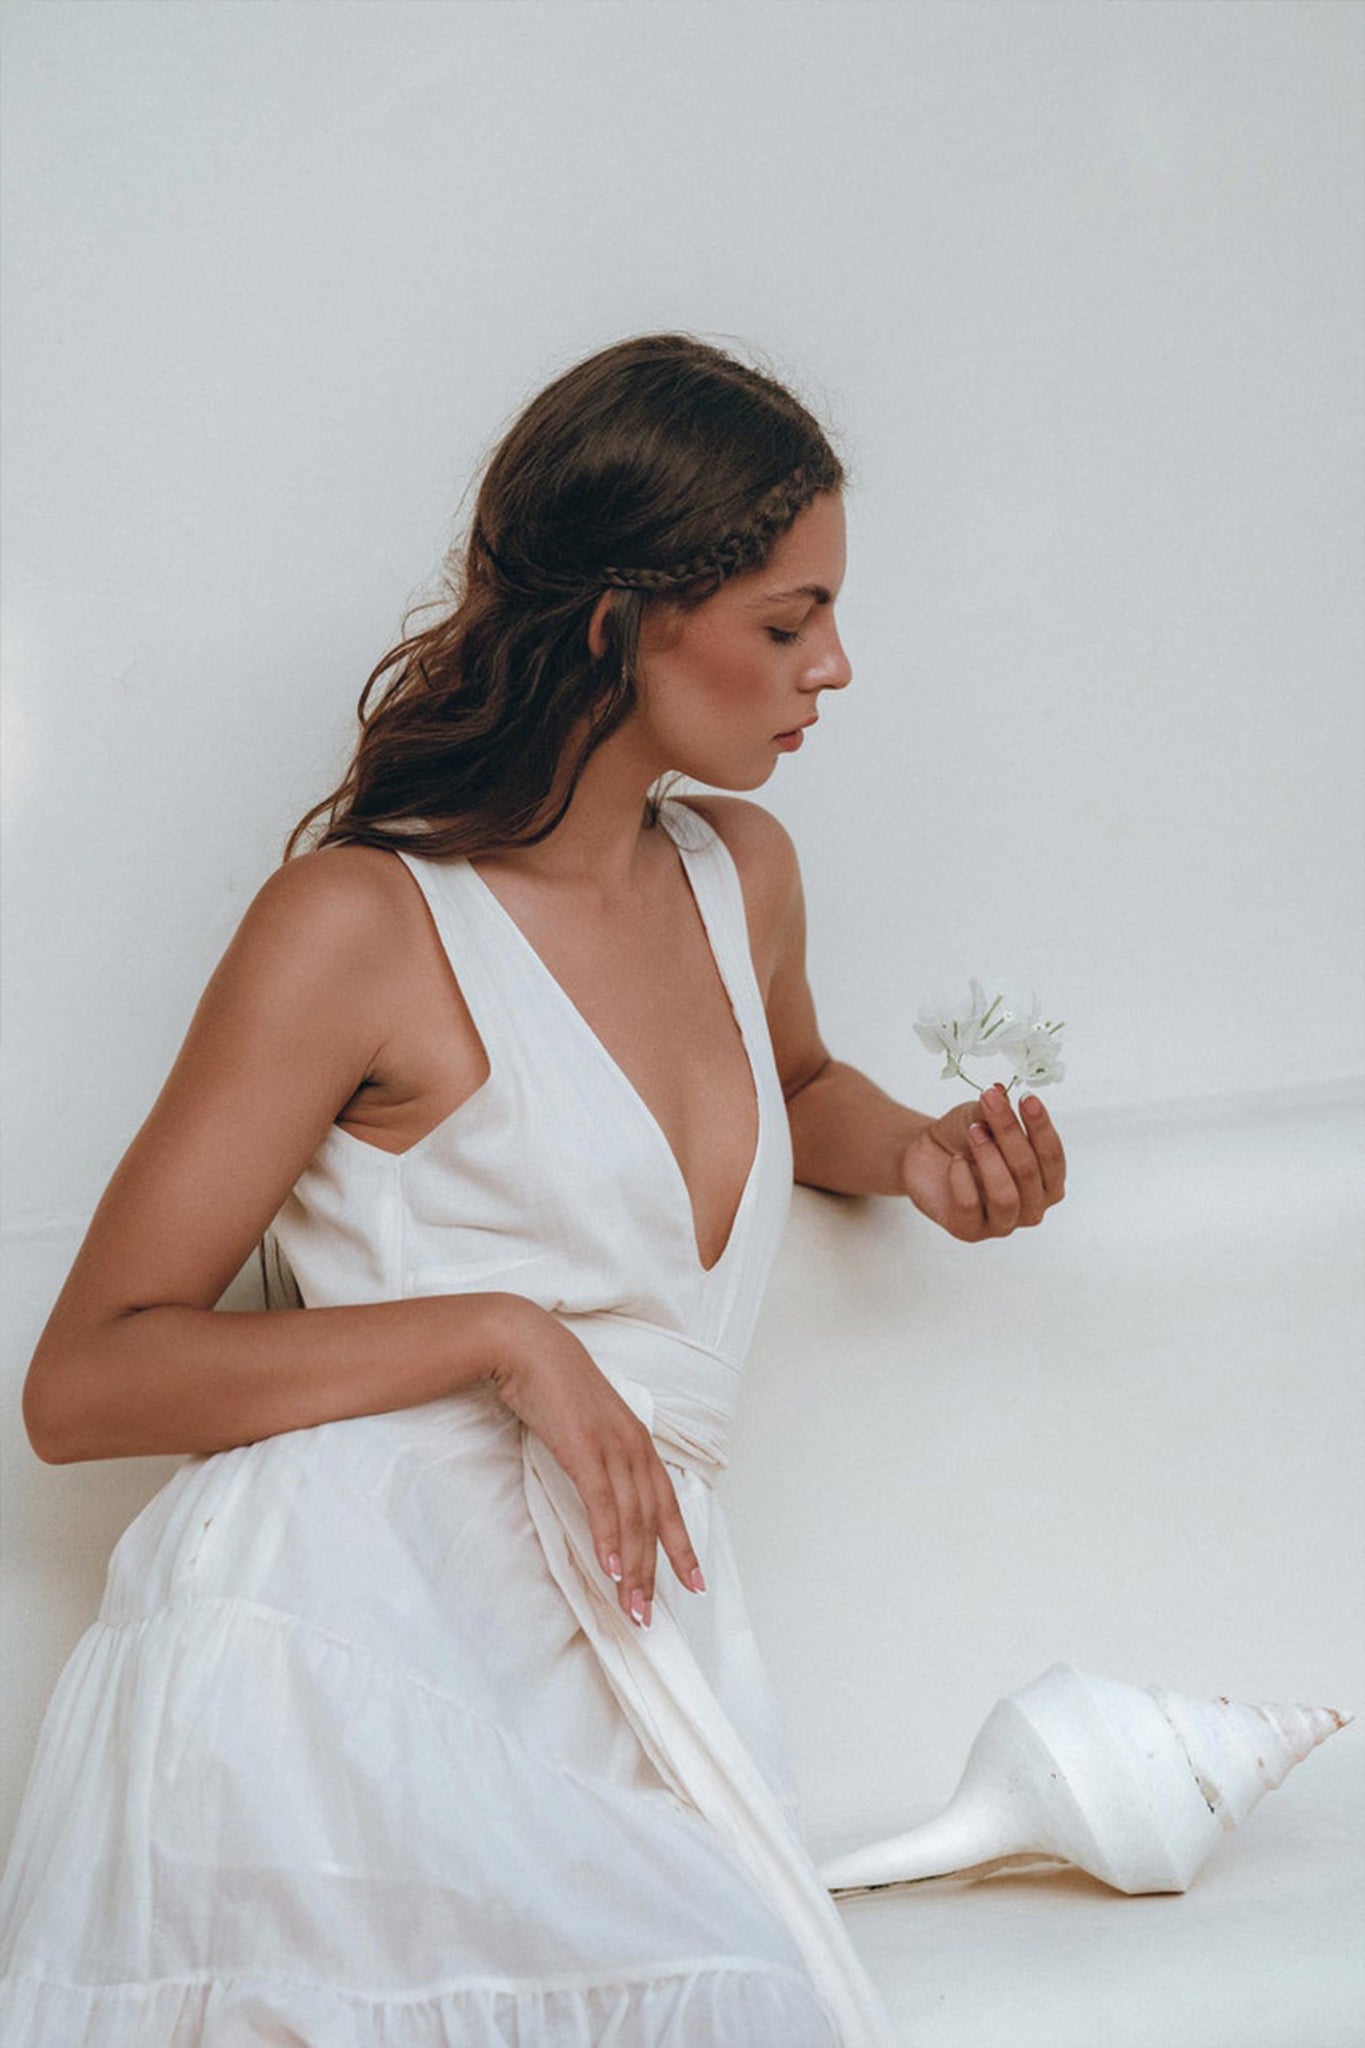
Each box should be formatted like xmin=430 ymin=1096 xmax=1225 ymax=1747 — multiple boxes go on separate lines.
xmin=0 ymin=799 xmax=894 ymax=2047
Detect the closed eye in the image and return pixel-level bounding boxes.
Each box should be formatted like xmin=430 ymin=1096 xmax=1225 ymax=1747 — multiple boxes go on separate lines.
xmin=767 ymin=627 xmax=804 ymax=646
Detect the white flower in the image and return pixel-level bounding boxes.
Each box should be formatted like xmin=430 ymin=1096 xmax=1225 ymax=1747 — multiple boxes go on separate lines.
xmin=917 ymin=980 xmax=1066 ymax=1091
xmin=914 ymin=983 xmax=995 ymax=1077
xmin=970 ymin=982 xmax=1040 ymax=1054
xmin=1008 ymin=1025 xmax=1066 ymax=1088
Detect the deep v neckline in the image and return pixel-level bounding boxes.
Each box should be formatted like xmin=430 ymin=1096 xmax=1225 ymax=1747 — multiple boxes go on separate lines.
xmin=462 ymin=820 xmax=763 ymax=1276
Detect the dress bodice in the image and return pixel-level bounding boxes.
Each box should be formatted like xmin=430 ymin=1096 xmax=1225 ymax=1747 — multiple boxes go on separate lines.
xmin=271 ymin=798 xmax=794 ymax=1399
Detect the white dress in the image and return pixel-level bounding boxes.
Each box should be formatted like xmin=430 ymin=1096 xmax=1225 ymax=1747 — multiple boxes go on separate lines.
xmin=0 ymin=800 xmax=894 ymax=2047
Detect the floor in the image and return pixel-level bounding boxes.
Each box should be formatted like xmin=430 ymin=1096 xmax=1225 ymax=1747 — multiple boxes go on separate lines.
xmin=833 ymin=1736 xmax=1364 ymax=2048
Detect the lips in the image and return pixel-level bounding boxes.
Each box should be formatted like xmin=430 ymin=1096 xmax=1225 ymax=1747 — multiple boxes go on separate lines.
xmin=775 ymin=715 xmax=818 ymax=741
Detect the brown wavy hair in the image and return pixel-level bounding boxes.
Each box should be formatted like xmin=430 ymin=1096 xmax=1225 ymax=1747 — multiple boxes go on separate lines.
xmin=287 ymin=334 xmax=844 ymax=860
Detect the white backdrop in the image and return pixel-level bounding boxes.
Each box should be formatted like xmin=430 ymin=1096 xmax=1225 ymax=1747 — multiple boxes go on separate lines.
xmin=3 ymin=0 xmax=1362 ymax=1864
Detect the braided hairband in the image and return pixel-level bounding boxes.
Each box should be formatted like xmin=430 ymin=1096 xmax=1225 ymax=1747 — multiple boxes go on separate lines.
xmin=472 ymin=463 xmax=828 ymax=601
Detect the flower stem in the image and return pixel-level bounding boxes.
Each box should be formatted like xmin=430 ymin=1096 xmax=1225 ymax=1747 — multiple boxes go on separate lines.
xmin=946 ymin=1054 xmax=1017 ymax=1099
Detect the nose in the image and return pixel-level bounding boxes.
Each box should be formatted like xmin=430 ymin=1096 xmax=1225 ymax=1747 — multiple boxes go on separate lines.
xmin=804 ymin=619 xmax=852 ymax=694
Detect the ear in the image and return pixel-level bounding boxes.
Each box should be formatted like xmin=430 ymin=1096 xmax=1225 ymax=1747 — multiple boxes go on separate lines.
xmin=586 ymin=591 xmax=614 ymax=661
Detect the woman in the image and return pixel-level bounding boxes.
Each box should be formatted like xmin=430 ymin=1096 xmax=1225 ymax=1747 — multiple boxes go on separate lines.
xmin=1 ymin=335 xmax=1065 ymax=2046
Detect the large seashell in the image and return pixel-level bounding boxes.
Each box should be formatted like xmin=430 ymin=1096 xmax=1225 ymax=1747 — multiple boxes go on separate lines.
xmin=819 ymin=1662 xmax=1351 ymax=1897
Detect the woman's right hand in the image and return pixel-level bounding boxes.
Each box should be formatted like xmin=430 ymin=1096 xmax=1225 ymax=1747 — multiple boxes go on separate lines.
xmin=484 ymin=1295 xmax=705 ymax=1629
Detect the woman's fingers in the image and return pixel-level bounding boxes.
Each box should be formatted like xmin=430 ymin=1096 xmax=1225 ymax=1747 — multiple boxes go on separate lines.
xmin=584 ymin=1462 xmax=623 ymax=1592
xmin=968 ymin=1116 xmax=1023 ymax=1234
xmin=958 ymin=1085 xmax=1067 ymax=1236
xmin=503 ymin=1316 xmax=703 ymax=1630
xmin=598 ymin=1435 xmax=703 ymax=1627
xmin=904 ymin=1089 xmax=1068 ymax=1243
xmin=1020 ymin=1091 xmax=1067 ymax=1198
xmin=945 ymin=1152 xmax=989 ymax=1239
xmin=609 ymin=1443 xmax=652 ymax=1626
xmin=977 ymin=1086 xmax=1044 ymax=1223
xmin=652 ymin=1463 xmax=706 ymax=1596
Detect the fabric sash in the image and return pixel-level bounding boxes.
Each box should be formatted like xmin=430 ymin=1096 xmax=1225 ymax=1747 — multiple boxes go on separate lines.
xmin=520 ymin=1311 xmax=895 ymax=2048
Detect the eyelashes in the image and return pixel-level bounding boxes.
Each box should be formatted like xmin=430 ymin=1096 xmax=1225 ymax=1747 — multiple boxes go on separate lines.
xmin=766 ymin=627 xmax=804 ymax=646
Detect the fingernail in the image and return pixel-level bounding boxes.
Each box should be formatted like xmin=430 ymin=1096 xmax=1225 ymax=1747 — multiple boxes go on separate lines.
xmin=970 ymin=1122 xmax=989 ymax=1145
xmin=642 ymin=1597 xmax=653 ymax=1629
xmin=607 ymin=1553 xmax=622 ymax=1582
xmin=629 ymin=1590 xmax=645 ymax=1625
xmin=688 ymin=1566 xmax=707 ymax=1594
xmin=1022 ymin=1094 xmax=1042 ymax=1118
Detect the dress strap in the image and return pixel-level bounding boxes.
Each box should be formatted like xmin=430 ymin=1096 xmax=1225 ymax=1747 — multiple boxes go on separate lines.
xmin=396 ymin=809 xmax=773 ymax=1096
xmin=657 ymin=800 xmax=770 ymax=1053
xmin=392 ymin=848 xmax=528 ymax=1057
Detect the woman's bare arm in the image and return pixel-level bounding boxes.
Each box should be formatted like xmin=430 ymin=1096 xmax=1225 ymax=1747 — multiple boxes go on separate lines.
xmin=23 ymin=845 xmax=705 ymax=1631
xmin=23 ymin=848 xmax=517 ymax=1463
xmin=692 ymin=797 xmax=1066 ymax=1235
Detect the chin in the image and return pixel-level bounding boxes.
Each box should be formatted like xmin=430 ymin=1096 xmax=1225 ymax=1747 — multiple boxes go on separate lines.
xmin=678 ymin=755 xmax=778 ymax=794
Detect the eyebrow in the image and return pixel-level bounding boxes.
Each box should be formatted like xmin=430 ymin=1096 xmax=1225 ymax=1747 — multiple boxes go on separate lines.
xmin=742 ymin=583 xmax=832 ymax=608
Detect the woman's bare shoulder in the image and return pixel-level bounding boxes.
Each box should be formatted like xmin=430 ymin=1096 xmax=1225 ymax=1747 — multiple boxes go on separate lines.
xmin=250 ymin=841 xmax=418 ymax=933
xmin=239 ymin=843 xmax=422 ymax=967
xmin=672 ymin=796 xmax=805 ymax=989
xmin=674 ymin=795 xmax=802 ymax=911
xmin=204 ymin=842 xmax=438 ymax=1051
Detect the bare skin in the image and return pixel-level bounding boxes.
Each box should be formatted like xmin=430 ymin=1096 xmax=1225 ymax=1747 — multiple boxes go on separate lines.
xmin=23 ymin=491 xmax=1065 ymax=1636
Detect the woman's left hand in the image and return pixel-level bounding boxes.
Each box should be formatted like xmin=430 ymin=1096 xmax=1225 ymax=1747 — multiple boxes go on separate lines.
xmin=900 ymin=1084 xmax=1066 ymax=1242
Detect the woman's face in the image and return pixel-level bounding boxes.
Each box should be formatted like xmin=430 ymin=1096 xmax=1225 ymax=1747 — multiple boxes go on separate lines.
xmin=631 ymin=490 xmax=851 ymax=789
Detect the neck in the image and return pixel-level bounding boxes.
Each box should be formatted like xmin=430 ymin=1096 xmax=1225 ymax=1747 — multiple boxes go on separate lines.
xmin=485 ymin=719 xmax=675 ymax=894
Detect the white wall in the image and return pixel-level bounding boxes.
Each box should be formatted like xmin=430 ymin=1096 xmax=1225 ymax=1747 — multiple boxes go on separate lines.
xmin=3 ymin=0 xmax=1362 ymax=1852
xmin=723 ymin=1095 xmax=1365 ymax=1843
